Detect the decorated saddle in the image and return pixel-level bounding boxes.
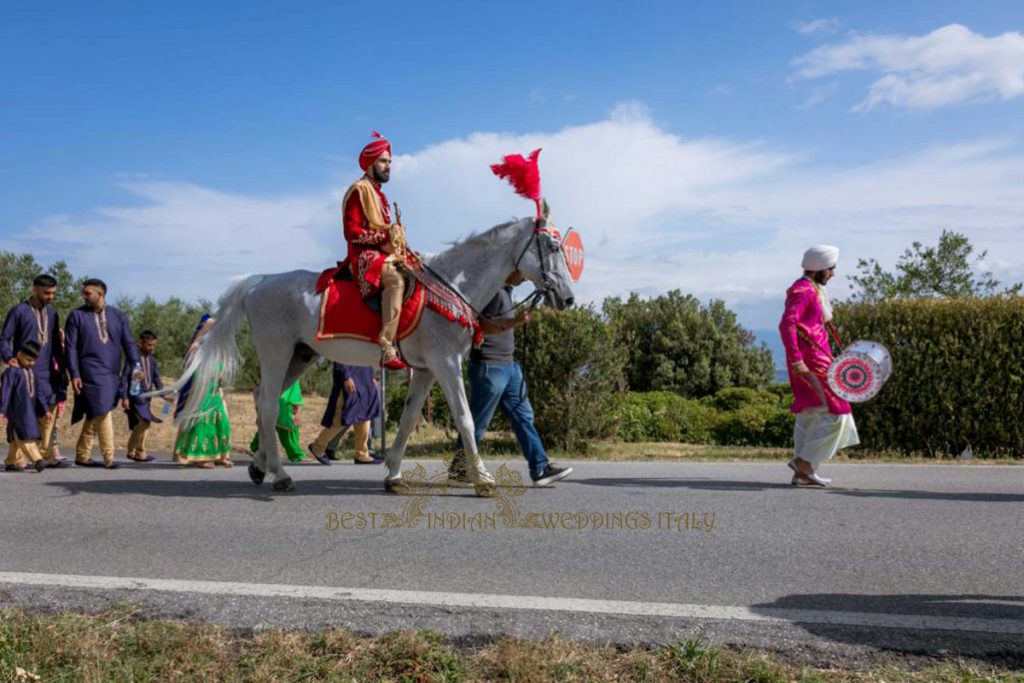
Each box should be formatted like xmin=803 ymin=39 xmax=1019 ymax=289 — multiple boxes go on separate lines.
xmin=315 ymin=262 xmax=482 ymax=345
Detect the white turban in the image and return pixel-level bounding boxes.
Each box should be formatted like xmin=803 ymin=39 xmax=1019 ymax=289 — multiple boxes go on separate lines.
xmin=802 ymin=245 xmax=840 ymax=272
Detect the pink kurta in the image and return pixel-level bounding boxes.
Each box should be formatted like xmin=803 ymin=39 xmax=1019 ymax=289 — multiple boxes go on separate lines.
xmin=778 ymin=277 xmax=851 ymax=415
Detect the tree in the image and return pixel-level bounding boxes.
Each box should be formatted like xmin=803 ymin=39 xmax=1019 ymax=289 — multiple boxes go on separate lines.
xmin=848 ymin=230 xmax=1021 ymax=302
xmin=603 ymin=290 xmax=774 ymax=397
xmin=0 ymin=251 xmax=84 ymax=320
xmin=116 ymin=295 xmax=211 ymax=378
xmin=516 ymin=305 xmax=627 ymax=450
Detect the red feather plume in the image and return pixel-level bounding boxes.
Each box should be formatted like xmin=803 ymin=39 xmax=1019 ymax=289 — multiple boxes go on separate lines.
xmin=490 ymin=148 xmax=542 ymax=218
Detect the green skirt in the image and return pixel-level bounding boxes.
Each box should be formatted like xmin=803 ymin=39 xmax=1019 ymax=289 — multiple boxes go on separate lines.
xmin=175 ymin=385 xmax=231 ymax=461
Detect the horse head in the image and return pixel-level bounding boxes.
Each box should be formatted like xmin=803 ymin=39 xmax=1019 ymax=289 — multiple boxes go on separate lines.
xmin=513 ymin=203 xmax=576 ymax=310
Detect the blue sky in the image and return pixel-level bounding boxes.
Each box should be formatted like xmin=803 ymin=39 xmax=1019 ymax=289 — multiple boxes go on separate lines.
xmin=3 ymin=1 xmax=1023 ymax=334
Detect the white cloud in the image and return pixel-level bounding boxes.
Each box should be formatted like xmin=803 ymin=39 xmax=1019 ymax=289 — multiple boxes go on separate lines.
xmin=11 ymin=181 xmax=336 ymax=300
xmin=792 ymin=18 xmax=841 ymax=36
xmin=797 ymin=82 xmax=838 ymax=109
xmin=12 ymin=104 xmax=1024 ymax=331
xmin=793 ymin=23 xmax=1024 ymax=110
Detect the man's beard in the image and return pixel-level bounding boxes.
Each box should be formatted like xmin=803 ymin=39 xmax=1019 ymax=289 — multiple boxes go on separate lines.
xmin=371 ymin=167 xmax=390 ymax=183
xmin=812 ymin=271 xmax=830 ymax=285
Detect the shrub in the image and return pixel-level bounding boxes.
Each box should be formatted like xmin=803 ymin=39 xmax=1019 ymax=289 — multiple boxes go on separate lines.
xmin=517 ymin=306 xmax=627 ymax=451
xmin=835 ymin=296 xmax=1024 ymax=456
xmin=704 ymin=386 xmax=781 ymax=412
xmin=613 ymin=392 xmax=715 ymax=443
xmin=604 ymin=290 xmax=775 ymax=396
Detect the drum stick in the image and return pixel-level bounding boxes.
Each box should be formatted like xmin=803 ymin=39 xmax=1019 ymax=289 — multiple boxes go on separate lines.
xmin=804 ymin=374 xmax=830 ymax=408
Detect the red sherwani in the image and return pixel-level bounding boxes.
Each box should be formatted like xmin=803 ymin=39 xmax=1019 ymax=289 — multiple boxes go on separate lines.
xmin=778 ymin=277 xmax=851 ymax=416
xmin=343 ymin=178 xmax=392 ymax=298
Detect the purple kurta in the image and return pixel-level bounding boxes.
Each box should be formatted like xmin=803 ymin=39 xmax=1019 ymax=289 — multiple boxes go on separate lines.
xmin=321 ymin=363 xmax=380 ymax=428
xmin=120 ymin=352 xmax=163 ymax=426
xmin=0 ymin=301 xmax=64 ymax=406
xmin=0 ymin=367 xmax=45 ymax=442
xmin=65 ymin=305 xmax=139 ymax=423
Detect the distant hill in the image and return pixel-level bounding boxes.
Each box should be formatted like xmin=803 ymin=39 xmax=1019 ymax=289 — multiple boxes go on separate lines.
xmin=752 ymin=328 xmax=788 ymax=384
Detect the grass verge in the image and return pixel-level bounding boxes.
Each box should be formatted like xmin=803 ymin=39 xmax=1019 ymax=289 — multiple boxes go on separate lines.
xmin=1 ymin=608 xmax=1022 ymax=682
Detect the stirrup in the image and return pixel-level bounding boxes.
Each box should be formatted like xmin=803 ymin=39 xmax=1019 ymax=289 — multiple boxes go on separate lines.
xmin=380 ymin=344 xmax=408 ymax=371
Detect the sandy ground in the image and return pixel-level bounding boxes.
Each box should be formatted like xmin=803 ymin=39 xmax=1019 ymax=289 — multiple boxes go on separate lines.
xmin=29 ymin=388 xmax=335 ymax=459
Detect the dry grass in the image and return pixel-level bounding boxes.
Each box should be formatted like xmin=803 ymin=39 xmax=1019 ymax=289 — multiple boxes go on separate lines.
xmin=1 ymin=608 xmax=1022 ymax=682
xmin=44 ymin=386 xmax=332 ymax=459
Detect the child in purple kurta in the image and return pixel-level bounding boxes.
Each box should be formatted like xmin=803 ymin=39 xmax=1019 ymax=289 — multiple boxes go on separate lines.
xmin=64 ymin=278 xmax=140 ymax=469
xmin=0 ymin=341 xmax=49 ymax=473
xmin=779 ymin=245 xmax=859 ymax=487
xmin=120 ymin=330 xmax=167 ymax=462
xmin=1 ymin=273 xmax=66 ymax=466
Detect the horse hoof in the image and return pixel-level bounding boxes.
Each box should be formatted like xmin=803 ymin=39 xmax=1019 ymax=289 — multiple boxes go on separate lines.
xmin=474 ymin=483 xmax=496 ymax=498
xmin=248 ymin=463 xmax=265 ymax=486
xmin=384 ymin=478 xmax=409 ymax=494
xmin=273 ymin=477 xmax=296 ymax=493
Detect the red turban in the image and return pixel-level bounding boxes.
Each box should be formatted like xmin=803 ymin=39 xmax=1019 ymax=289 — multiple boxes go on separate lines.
xmin=359 ymin=131 xmax=392 ymax=171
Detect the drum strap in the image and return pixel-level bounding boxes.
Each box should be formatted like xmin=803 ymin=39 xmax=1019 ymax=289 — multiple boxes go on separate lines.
xmin=796 ymin=322 xmax=844 ymax=358
xmin=826 ymin=322 xmax=844 ymax=350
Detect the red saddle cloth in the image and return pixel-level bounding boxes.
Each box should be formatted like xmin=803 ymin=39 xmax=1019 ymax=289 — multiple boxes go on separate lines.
xmin=315 ymin=264 xmax=426 ymax=343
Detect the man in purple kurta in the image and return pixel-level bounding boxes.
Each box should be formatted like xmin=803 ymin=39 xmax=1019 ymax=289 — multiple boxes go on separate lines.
xmin=779 ymin=245 xmax=859 ymax=487
xmin=309 ymin=363 xmax=381 ymax=464
xmin=0 ymin=341 xmax=50 ymax=472
xmin=1 ymin=273 xmax=66 ymax=467
xmin=65 ymin=278 xmax=140 ymax=469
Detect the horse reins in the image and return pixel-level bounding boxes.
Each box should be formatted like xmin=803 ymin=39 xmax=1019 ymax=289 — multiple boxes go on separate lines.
xmin=414 ymin=219 xmax=566 ymax=333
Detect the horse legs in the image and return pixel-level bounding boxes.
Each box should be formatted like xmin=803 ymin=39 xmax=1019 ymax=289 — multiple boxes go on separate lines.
xmin=282 ymin=343 xmax=318 ymax=390
xmin=251 ymin=345 xmax=295 ymax=492
xmin=384 ymin=369 xmax=434 ymax=483
xmin=433 ymin=361 xmax=495 ymax=491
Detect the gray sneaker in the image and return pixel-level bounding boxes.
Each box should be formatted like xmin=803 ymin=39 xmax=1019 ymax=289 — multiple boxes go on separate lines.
xmin=533 ymin=464 xmax=573 ymax=487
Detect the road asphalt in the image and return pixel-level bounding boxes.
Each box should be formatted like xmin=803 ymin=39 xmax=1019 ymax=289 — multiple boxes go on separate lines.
xmin=1 ymin=456 xmax=1021 ymax=666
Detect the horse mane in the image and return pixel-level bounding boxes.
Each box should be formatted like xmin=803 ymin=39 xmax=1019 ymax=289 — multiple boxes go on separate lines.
xmin=447 ymin=218 xmax=523 ymax=248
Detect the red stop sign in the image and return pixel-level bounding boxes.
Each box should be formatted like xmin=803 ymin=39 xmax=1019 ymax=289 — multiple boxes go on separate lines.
xmin=562 ymin=231 xmax=584 ymax=282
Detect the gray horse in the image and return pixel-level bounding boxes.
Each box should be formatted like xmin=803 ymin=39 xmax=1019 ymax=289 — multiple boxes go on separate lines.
xmin=169 ymin=216 xmax=575 ymax=494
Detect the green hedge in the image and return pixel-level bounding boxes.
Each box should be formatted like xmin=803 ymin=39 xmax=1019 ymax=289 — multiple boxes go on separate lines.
xmin=835 ymin=296 xmax=1024 ymax=456
xmin=613 ymin=388 xmax=793 ymax=447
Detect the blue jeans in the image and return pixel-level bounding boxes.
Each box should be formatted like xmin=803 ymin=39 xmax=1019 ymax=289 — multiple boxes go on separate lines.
xmin=455 ymin=361 xmax=549 ymax=481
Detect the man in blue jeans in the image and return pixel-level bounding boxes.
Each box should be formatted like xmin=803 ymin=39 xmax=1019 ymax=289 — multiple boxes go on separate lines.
xmin=448 ymin=273 xmax=572 ymax=487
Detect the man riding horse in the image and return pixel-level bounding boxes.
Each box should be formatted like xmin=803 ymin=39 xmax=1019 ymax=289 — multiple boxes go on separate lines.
xmin=342 ymin=132 xmax=416 ymax=370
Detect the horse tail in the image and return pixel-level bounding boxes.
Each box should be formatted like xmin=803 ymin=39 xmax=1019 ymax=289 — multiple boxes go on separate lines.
xmin=174 ymin=273 xmax=265 ymax=427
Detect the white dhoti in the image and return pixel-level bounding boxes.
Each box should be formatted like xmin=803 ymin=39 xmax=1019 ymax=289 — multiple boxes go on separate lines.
xmin=793 ymin=408 xmax=859 ymax=467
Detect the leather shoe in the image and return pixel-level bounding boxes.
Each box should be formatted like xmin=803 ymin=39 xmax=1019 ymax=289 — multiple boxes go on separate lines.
xmin=307 ymin=443 xmax=331 ymax=466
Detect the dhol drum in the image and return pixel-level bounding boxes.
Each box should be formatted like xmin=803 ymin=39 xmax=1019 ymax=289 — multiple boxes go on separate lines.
xmin=827 ymin=340 xmax=893 ymax=403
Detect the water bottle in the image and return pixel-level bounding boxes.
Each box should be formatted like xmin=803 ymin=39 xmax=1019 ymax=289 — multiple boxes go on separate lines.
xmin=129 ymin=361 xmax=142 ymax=396
xmin=162 ymin=400 xmax=174 ymax=418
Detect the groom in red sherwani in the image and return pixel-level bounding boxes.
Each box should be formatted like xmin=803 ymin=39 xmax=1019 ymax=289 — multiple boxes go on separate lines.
xmin=342 ymin=132 xmax=414 ymax=370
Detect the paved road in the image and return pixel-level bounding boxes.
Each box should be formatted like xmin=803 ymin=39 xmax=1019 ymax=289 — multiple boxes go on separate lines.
xmin=1 ymin=457 xmax=1022 ymax=664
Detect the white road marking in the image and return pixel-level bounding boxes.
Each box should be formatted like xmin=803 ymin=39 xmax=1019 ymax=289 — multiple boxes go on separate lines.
xmin=0 ymin=571 xmax=1021 ymax=635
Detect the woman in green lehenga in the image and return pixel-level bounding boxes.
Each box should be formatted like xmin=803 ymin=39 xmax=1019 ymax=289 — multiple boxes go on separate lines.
xmin=173 ymin=315 xmax=233 ymax=469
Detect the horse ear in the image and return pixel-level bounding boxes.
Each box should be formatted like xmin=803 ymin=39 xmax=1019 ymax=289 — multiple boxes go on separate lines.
xmin=541 ymin=198 xmax=551 ymax=220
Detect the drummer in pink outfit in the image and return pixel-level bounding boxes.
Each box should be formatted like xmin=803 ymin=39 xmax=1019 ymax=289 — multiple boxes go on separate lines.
xmin=779 ymin=245 xmax=859 ymax=487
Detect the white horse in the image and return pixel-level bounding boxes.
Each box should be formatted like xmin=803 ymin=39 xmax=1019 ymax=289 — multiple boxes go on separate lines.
xmin=171 ymin=216 xmax=575 ymax=494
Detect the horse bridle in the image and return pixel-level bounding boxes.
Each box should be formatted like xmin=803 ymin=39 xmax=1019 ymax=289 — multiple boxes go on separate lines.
xmin=417 ymin=218 xmax=571 ymax=322
xmin=511 ymin=218 xmax=571 ymax=313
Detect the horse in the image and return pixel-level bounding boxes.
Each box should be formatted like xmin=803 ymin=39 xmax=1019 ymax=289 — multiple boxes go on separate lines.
xmin=170 ymin=215 xmax=576 ymax=494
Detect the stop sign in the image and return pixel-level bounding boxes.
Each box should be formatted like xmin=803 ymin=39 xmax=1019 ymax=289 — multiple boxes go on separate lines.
xmin=562 ymin=231 xmax=584 ymax=282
